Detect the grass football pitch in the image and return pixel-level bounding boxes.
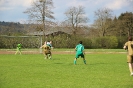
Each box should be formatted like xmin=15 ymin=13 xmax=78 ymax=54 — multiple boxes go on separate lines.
xmin=0 ymin=49 xmax=133 ymax=88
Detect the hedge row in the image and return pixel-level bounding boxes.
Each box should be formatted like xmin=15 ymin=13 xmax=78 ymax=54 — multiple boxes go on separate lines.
xmin=0 ymin=35 xmax=127 ymax=49
xmin=0 ymin=36 xmax=40 ymax=49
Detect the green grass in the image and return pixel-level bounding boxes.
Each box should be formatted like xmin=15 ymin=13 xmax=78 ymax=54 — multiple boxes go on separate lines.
xmin=0 ymin=52 xmax=133 ymax=88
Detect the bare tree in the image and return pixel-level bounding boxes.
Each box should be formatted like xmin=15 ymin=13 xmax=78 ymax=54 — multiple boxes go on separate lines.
xmin=93 ymin=8 xmax=113 ymax=37
xmin=24 ymin=0 xmax=55 ymax=37
xmin=118 ymin=12 xmax=133 ymax=36
xmin=64 ymin=6 xmax=89 ymax=34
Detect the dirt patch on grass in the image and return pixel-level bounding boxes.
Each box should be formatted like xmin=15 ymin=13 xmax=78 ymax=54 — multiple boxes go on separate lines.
xmin=0 ymin=50 xmax=126 ymax=55
xmin=0 ymin=50 xmax=75 ymax=54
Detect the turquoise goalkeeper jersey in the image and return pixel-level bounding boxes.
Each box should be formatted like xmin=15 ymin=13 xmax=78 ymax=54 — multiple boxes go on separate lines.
xmin=75 ymin=44 xmax=84 ymax=54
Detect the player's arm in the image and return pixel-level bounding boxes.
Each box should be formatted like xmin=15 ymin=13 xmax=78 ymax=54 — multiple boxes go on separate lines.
xmin=83 ymin=50 xmax=85 ymax=55
xmin=82 ymin=45 xmax=85 ymax=54
xmin=123 ymin=43 xmax=128 ymax=50
xmin=75 ymin=48 xmax=76 ymax=51
xmin=75 ymin=45 xmax=78 ymax=51
xmin=40 ymin=45 xmax=44 ymax=49
xmin=123 ymin=45 xmax=127 ymax=50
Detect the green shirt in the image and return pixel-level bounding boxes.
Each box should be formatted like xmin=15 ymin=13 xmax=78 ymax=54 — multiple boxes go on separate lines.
xmin=75 ymin=44 xmax=84 ymax=54
xmin=17 ymin=44 xmax=21 ymax=49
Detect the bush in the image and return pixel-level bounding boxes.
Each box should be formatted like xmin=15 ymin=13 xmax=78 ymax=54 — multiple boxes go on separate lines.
xmin=44 ymin=34 xmax=92 ymax=49
xmin=92 ymin=36 xmax=118 ymax=49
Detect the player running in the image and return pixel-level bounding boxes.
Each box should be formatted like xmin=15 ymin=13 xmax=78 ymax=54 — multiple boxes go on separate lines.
xmin=123 ymin=36 xmax=133 ymax=76
xmin=40 ymin=41 xmax=52 ymax=59
xmin=74 ymin=41 xmax=86 ymax=65
xmin=15 ymin=43 xmax=22 ymax=55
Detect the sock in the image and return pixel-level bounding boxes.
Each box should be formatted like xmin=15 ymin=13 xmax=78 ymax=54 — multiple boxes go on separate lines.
xmin=83 ymin=60 xmax=86 ymax=64
xmin=74 ymin=60 xmax=76 ymax=65
xmin=49 ymin=55 xmax=51 ymax=59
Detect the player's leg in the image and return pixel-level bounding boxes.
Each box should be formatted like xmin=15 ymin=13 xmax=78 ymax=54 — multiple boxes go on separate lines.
xmin=48 ymin=51 xmax=52 ymax=59
xmin=19 ymin=49 xmax=22 ymax=55
xmin=44 ymin=51 xmax=48 ymax=59
xmin=50 ymin=52 xmax=52 ymax=59
xmin=128 ymin=63 xmax=133 ymax=76
xmin=127 ymin=55 xmax=133 ymax=76
xmin=46 ymin=53 xmax=49 ymax=59
xmin=132 ymin=63 xmax=133 ymax=70
xmin=15 ymin=50 xmax=18 ymax=55
xmin=81 ymin=53 xmax=86 ymax=64
xmin=74 ymin=58 xmax=77 ymax=65
xmin=45 ymin=54 xmax=48 ymax=59
xmin=74 ymin=53 xmax=79 ymax=65
xmin=83 ymin=58 xmax=86 ymax=64
xmin=131 ymin=63 xmax=133 ymax=75
xmin=130 ymin=57 xmax=133 ymax=76
xmin=47 ymin=54 xmax=51 ymax=59
xmin=15 ymin=48 xmax=19 ymax=55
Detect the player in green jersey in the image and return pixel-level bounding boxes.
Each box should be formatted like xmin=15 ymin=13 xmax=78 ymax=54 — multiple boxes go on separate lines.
xmin=74 ymin=41 xmax=86 ymax=65
xmin=15 ymin=43 xmax=22 ymax=55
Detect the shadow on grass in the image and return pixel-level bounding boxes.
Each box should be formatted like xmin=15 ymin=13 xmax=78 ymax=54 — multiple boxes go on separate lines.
xmin=89 ymin=63 xmax=107 ymax=65
xmin=54 ymin=62 xmax=63 ymax=64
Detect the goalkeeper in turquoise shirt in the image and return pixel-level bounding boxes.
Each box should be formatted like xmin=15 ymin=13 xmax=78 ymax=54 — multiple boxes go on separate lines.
xmin=74 ymin=41 xmax=86 ymax=65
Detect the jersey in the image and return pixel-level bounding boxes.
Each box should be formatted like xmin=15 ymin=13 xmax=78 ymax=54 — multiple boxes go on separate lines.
xmin=47 ymin=42 xmax=52 ymax=47
xmin=17 ymin=44 xmax=21 ymax=50
xmin=75 ymin=44 xmax=84 ymax=54
xmin=42 ymin=44 xmax=51 ymax=54
xmin=124 ymin=41 xmax=133 ymax=55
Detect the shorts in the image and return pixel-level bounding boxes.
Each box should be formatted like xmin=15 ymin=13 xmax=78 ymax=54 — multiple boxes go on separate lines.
xmin=75 ymin=53 xmax=84 ymax=58
xmin=44 ymin=51 xmax=51 ymax=55
xmin=17 ymin=47 xmax=21 ymax=51
xmin=127 ymin=55 xmax=133 ymax=63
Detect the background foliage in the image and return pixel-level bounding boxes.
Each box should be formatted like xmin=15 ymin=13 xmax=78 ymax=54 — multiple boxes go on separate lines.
xmin=0 ymin=35 xmax=126 ymax=49
xmin=0 ymin=12 xmax=132 ymax=49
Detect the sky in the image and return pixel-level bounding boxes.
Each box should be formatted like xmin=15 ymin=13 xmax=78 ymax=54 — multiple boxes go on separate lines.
xmin=0 ymin=0 xmax=133 ymax=24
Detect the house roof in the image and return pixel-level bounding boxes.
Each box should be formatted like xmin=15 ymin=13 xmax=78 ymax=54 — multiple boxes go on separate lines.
xmin=27 ymin=27 xmax=73 ymax=36
xmin=27 ymin=27 xmax=89 ymax=36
